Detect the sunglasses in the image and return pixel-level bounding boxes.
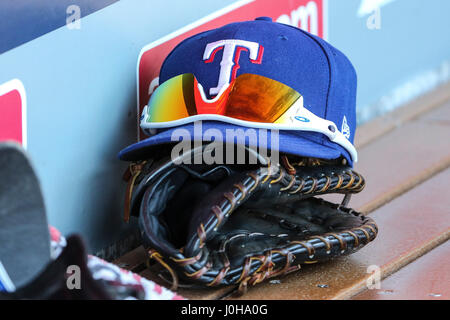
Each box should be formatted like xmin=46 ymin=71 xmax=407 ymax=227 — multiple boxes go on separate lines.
xmin=140 ymin=73 xmax=357 ymax=162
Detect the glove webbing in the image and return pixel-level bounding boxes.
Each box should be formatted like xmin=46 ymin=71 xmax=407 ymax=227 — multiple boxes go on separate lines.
xmin=234 ymin=201 xmax=377 ymax=294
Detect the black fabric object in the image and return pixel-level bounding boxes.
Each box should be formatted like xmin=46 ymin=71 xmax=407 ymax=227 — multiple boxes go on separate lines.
xmin=0 ymin=235 xmax=112 ymax=300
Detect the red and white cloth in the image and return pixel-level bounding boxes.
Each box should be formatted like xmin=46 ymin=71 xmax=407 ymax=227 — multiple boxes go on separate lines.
xmin=49 ymin=226 xmax=184 ymax=300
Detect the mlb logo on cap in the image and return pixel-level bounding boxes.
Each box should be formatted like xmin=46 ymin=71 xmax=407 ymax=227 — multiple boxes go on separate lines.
xmin=120 ymin=17 xmax=358 ymax=165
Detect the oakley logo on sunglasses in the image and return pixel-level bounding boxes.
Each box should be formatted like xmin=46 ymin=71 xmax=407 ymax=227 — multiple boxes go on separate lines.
xmin=294 ymin=116 xmax=310 ymax=123
xmin=203 ymin=39 xmax=264 ymax=96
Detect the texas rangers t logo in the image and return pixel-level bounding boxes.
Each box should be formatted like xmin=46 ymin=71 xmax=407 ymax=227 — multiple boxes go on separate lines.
xmin=203 ymin=39 xmax=264 ymax=95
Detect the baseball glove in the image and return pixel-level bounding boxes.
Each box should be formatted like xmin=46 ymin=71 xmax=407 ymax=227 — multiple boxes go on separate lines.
xmin=123 ymin=145 xmax=378 ymax=294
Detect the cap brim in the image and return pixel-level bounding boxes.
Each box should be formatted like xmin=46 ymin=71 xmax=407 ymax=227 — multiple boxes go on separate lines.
xmin=118 ymin=121 xmax=352 ymax=165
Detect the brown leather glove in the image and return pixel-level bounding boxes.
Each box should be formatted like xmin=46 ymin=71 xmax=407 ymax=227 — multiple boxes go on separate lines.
xmin=124 ymin=146 xmax=378 ymax=295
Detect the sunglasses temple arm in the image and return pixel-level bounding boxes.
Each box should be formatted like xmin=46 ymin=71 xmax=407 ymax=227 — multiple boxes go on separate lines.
xmin=297 ymin=107 xmax=358 ymax=162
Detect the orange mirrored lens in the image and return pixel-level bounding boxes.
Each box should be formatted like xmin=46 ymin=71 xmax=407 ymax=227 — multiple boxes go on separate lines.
xmin=145 ymin=73 xmax=301 ymax=124
xmin=222 ymin=73 xmax=300 ymax=122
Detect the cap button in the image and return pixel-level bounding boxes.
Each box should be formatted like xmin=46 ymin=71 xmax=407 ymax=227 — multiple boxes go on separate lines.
xmin=255 ymin=16 xmax=273 ymax=22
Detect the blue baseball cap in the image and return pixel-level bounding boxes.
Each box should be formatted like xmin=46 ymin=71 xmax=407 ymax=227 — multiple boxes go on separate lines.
xmin=119 ymin=17 xmax=358 ymax=165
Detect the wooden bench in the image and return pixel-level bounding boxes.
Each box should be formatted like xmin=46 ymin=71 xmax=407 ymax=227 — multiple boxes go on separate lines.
xmin=114 ymin=82 xmax=450 ymax=300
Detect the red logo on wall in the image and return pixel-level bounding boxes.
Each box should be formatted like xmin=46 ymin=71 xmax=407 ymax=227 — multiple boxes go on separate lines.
xmin=0 ymin=79 xmax=27 ymax=147
xmin=137 ymin=0 xmax=327 ymax=139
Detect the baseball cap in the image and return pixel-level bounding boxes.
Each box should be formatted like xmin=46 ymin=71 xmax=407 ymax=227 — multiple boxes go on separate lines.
xmin=119 ymin=17 xmax=358 ymax=165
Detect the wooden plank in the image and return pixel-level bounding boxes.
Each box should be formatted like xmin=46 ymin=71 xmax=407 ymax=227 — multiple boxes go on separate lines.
xmin=229 ymin=169 xmax=450 ymax=300
xmin=353 ymin=241 xmax=450 ymax=300
xmin=323 ymin=101 xmax=450 ymax=214
xmin=177 ymin=284 xmax=232 ymax=300
xmin=420 ymin=99 xmax=450 ymax=122
xmin=354 ymin=81 xmax=450 ymax=148
xmin=113 ymin=245 xmax=147 ymax=272
xmin=355 ymin=123 xmax=450 ymax=213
